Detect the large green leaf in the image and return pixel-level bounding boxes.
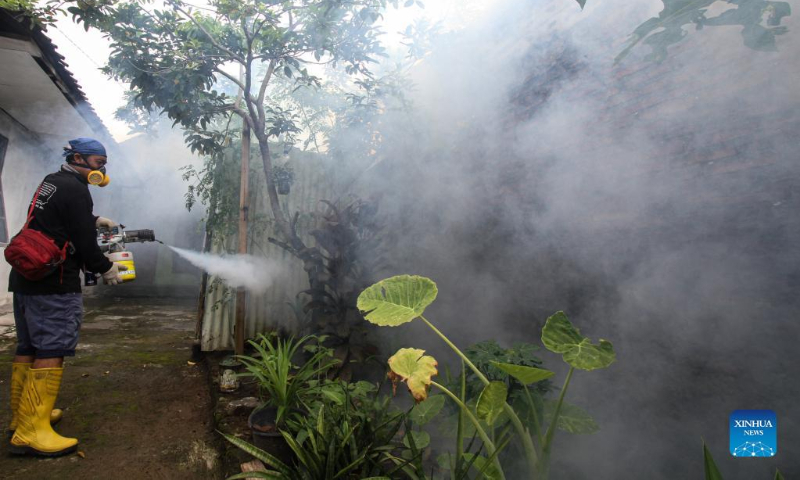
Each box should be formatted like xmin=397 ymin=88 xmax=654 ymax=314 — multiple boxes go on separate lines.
xmin=388 ymin=348 xmax=439 ymax=402
xmin=775 ymin=470 xmax=784 ymax=480
xmin=403 ymin=430 xmax=431 ymax=449
xmin=410 ymin=394 xmax=445 ymax=425
xmin=357 ymin=275 xmax=438 ymax=327
xmin=490 ymin=361 xmax=554 ymax=385
xmin=541 ymin=311 xmax=616 ymax=371
xmin=703 ymin=442 xmax=724 ymax=480
xmin=544 ymin=400 xmax=599 ymax=434
xmin=476 ymin=381 xmax=507 ymax=427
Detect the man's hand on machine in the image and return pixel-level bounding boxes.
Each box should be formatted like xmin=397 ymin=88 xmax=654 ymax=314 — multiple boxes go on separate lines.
xmin=96 ymin=216 xmax=117 ymax=229
xmin=102 ymin=262 xmax=128 ymax=285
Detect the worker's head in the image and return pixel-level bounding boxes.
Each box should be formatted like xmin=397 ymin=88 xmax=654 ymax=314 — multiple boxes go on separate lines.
xmin=63 ymin=138 xmax=110 ymax=186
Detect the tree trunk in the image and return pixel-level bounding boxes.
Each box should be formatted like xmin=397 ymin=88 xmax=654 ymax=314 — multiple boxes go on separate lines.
xmin=254 ymin=133 xmax=326 ymax=324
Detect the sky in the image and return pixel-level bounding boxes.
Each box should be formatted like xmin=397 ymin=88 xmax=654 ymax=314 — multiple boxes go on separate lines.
xmin=49 ymin=0 xmax=498 ymax=143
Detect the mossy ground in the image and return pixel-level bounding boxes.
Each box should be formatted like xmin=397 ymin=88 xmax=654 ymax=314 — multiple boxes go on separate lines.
xmin=0 ymin=295 xmax=222 ymax=479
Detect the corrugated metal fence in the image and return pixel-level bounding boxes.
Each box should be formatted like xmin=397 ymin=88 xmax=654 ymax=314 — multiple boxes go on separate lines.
xmin=200 ymin=150 xmax=338 ymax=351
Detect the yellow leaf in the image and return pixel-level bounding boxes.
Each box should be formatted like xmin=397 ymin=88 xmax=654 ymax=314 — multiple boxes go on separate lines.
xmin=388 ymin=348 xmax=438 ymax=402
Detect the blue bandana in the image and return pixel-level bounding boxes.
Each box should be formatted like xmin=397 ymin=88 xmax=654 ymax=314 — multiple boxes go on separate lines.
xmin=63 ymin=137 xmax=107 ymax=158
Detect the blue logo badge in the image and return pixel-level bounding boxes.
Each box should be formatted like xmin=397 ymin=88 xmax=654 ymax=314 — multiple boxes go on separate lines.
xmin=730 ymin=410 xmax=776 ymax=457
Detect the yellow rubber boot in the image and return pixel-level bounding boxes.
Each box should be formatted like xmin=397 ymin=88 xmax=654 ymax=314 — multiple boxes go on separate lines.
xmin=7 ymin=363 xmax=62 ymax=437
xmin=10 ymin=367 xmax=77 ymax=457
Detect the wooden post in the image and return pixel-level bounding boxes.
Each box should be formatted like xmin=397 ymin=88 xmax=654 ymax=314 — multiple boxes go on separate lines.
xmin=194 ymin=227 xmax=213 ymax=342
xmin=235 ymin=124 xmax=250 ymax=355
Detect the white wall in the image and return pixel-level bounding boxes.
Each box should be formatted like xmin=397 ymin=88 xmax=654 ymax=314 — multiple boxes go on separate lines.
xmin=0 ymin=109 xmax=67 ymax=305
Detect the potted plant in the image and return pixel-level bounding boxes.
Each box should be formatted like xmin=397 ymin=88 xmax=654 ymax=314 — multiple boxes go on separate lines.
xmin=237 ymin=334 xmax=338 ymax=459
xmin=271 ymin=164 xmax=295 ymax=195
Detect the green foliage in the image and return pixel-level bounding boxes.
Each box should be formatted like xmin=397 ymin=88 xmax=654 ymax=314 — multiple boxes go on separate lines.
xmin=270 ymin=163 xmax=295 ymax=192
xmin=238 ymin=334 xmax=339 ymax=426
xmin=402 ymin=430 xmax=430 ymax=450
xmin=701 ymin=441 xmax=784 ymax=480
xmin=703 ymin=442 xmax=724 ymax=480
xmin=297 ymin=197 xmax=391 ymax=378
xmin=359 ymin=275 xmax=616 ymax=480
xmin=64 ymin=0 xmax=417 ymax=156
xmin=0 ymin=0 xmax=66 ymax=27
xmin=223 ymin=378 xmax=423 ymax=480
xmin=617 ymin=0 xmax=792 ymax=63
xmin=409 ymin=394 xmax=444 ymax=426
xmin=181 ymin=147 xmax=239 ymax=230
xmin=452 ymin=341 xmax=553 ymax=444
xmin=438 ymin=444 xmax=507 ymax=480
xmin=281 ymin=396 xmax=413 ymax=479
xmin=464 ymin=340 xmax=552 ymax=397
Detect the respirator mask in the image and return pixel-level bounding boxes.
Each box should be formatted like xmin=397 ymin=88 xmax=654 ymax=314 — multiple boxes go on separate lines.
xmin=86 ymin=167 xmax=110 ymax=187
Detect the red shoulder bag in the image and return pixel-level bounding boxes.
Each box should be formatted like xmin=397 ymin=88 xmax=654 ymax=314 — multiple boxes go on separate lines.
xmin=4 ymin=183 xmax=68 ymax=281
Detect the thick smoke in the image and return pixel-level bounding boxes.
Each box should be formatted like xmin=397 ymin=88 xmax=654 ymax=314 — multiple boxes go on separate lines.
xmin=348 ymin=0 xmax=800 ymax=478
xmin=169 ymin=246 xmax=283 ymax=294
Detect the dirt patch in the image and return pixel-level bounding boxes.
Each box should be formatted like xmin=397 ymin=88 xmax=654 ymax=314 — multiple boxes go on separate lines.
xmin=0 ymin=296 xmax=223 ymax=480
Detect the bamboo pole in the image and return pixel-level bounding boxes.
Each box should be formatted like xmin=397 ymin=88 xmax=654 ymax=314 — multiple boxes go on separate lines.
xmin=235 ymin=124 xmax=250 ymax=355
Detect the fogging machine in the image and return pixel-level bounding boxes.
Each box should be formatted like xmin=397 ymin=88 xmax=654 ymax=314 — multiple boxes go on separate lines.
xmin=85 ymin=225 xmax=159 ymax=286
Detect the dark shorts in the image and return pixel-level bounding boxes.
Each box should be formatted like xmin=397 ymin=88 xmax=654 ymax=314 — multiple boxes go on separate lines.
xmin=14 ymin=292 xmax=83 ymax=358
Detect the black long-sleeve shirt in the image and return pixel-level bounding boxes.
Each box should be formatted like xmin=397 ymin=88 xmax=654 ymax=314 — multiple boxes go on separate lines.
xmin=9 ymin=167 xmax=112 ymax=294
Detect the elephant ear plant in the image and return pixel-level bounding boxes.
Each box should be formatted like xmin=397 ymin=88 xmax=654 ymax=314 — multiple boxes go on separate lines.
xmin=357 ymin=275 xmax=617 ymax=479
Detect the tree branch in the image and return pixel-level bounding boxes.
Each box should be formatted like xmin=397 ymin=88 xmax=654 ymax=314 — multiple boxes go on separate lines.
xmin=234 ymin=64 xmax=244 ymax=109
xmin=241 ymin=16 xmax=252 ymax=45
xmin=213 ymin=66 xmax=246 ymax=92
xmin=242 ymin=49 xmax=261 ymax=135
xmin=231 ymin=107 xmax=256 ymax=131
xmin=257 ymin=58 xmax=278 ymax=126
xmin=252 ymin=17 xmax=267 ymax=38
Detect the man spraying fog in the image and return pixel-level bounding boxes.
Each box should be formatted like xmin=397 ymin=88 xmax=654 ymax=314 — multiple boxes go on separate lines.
xmin=5 ymin=138 xmax=127 ymax=457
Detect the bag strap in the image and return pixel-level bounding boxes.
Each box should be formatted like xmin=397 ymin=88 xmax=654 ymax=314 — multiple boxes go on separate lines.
xmin=23 ymin=183 xmax=45 ymax=230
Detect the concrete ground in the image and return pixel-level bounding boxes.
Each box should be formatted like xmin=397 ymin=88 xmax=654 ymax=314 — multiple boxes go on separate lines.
xmin=0 ymin=295 xmax=223 ymax=480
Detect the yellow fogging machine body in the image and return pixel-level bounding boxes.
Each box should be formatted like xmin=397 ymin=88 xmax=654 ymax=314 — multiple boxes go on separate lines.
xmin=85 ymin=226 xmax=157 ymax=286
xmin=106 ymin=251 xmax=137 ymax=282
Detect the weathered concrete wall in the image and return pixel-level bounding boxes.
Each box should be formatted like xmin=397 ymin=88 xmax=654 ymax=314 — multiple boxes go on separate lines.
xmin=0 ymin=108 xmax=70 ymax=305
